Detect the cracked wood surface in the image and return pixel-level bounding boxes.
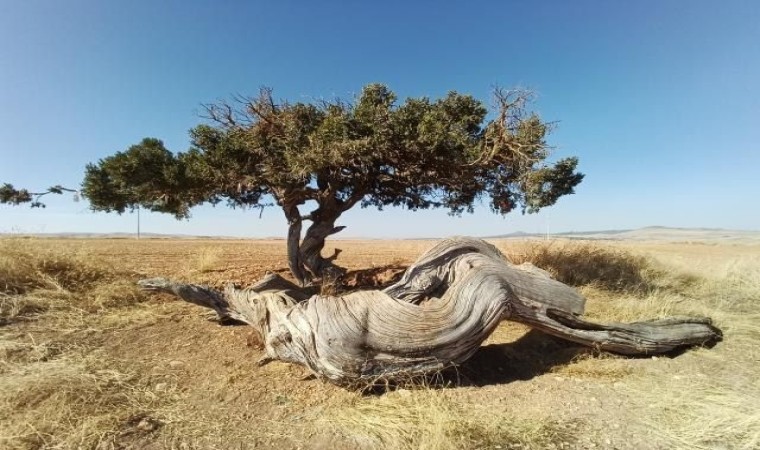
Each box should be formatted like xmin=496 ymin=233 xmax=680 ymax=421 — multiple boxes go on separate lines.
xmin=139 ymin=237 xmax=721 ymax=385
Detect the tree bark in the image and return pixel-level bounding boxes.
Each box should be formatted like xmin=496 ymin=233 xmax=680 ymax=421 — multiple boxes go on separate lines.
xmin=281 ymin=201 xmax=346 ymax=285
xmin=139 ymin=237 xmax=722 ymax=386
xmin=299 ymin=218 xmax=346 ymax=280
xmin=283 ymin=205 xmax=308 ymax=286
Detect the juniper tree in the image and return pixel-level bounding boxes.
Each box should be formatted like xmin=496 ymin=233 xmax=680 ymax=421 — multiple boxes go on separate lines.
xmin=82 ymin=84 xmax=584 ymax=284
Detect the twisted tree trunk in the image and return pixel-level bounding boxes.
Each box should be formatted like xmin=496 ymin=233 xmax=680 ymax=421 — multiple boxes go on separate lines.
xmin=299 ymin=218 xmax=345 ymax=280
xmin=139 ymin=237 xmax=721 ymax=386
xmin=285 ymin=215 xmax=307 ymax=286
xmin=282 ymin=203 xmax=346 ymax=285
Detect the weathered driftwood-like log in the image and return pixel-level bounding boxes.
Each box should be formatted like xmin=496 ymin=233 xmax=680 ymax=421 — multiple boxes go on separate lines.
xmin=139 ymin=237 xmax=721 ymax=385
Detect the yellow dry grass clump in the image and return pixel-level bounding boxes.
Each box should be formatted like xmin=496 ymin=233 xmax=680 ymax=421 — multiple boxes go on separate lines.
xmin=507 ymin=240 xmax=655 ymax=293
xmin=627 ymin=250 xmax=760 ymax=450
xmin=0 ymin=238 xmax=147 ymax=323
xmin=0 ymin=238 xmax=171 ymax=449
xmin=0 ymin=349 xmax=170 ymax=449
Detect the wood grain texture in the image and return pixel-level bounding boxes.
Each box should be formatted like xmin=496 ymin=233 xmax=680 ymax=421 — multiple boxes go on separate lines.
xmin=138 ymin=237 xmax=722 ymax=385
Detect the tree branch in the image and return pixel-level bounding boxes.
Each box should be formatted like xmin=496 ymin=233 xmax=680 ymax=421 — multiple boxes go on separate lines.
xmin=338 ymin=188 xmax=367 ymax=212
xmin=0 ymin=183 xmax=78 ymax=208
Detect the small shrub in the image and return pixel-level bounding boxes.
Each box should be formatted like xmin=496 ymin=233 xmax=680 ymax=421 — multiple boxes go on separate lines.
xmin=0 ymin=239 xmax=146 ymax=324
xmin=193 ymin=246 xmax=222 ymax=273
xmin=0 ymin=239 xmax=113 ymax=295
xmin=507 ymin=241 xmax=656 ymax=293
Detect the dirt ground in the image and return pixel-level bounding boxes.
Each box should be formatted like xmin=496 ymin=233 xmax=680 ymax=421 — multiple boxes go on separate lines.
xmin=1 ymin=237 xmax=758 ymax=449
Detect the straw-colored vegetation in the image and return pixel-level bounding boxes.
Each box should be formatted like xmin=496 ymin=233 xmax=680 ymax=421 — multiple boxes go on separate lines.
xmin=506 ymin=240 xmax=760 ymax=449
xmin=0 ymin=239 xmax=172 ymax=449
xmin=0 ymin=237 xmax=757 ymax=449
xmin=325 ymin=388 xmax=581 ymax=450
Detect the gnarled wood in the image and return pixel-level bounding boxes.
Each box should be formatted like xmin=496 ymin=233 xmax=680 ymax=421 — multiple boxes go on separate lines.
xmin=280 ymin=200 xmax=346 ymax=285
xmin=299 ymin=218 xmax=346 ymax=280
xmin=139 ymin=237 xmax=721 ymax=385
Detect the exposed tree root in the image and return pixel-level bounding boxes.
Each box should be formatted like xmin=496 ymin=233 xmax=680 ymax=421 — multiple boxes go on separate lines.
xmin=139 ymin=237 xmax=721 ymax=385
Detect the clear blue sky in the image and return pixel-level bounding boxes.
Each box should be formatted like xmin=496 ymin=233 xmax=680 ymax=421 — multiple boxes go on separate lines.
xmin=1 ymin=1 xmax=758 ymax=238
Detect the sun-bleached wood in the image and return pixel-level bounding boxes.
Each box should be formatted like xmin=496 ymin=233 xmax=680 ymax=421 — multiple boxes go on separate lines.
xmin=138 ymin=237 xmax=721 ymax=385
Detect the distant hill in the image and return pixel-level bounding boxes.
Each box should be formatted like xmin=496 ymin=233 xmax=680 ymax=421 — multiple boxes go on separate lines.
xmin=487 ymin=226 xmax=760 ymax=242
xmin=3 ymin=226 xmax=759 ymax=242
xmin=1 ymin=232 xmax=283 ymax=240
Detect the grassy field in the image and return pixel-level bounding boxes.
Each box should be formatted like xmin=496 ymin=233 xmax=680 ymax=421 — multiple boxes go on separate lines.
xmin=1 ymin=237 xmax=758 ymax=449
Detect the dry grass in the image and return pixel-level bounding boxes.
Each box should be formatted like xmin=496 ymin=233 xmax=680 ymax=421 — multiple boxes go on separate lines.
xmin=551 ymin=352 xmax=633 ymax=380
xmin=506 ymin=240 xmax=656 ymax=293
xmin=515 ymin=241 xmax=760 ymax=450
xmin=633 ymin=361 xmax=760 ymax=450
xmin=0 ymin=239 xmax=171 ymax=449
xmin=503 ymin=240 xmax=703 ymax=296
xmin=0 ymin=237 xmax=758 ymax=449
xmin=0 ymin=239 xmax=148 ymax=325
xmin=0 ymin=239 xmax=109 ymax=294
xmin=625 ymin=252 xmax=760 ymax=450
xmin=189 ymin=246 xmax=223 ymax=274
xmin=496 ymin=239 xmax=760 ymax=449
xmin=0 ymin=347 xmax=174 ymax=450
xmin=326 ymin=388 xmax=581 ymax=450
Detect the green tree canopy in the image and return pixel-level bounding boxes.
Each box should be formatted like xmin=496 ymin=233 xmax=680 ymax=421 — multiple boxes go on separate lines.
xmin=82 ymin=84 xmax=584 ymax=284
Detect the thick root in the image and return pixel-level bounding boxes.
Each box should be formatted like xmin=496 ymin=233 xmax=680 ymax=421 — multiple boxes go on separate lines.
xmin=140 ymin=237 xmax=722 ymax=385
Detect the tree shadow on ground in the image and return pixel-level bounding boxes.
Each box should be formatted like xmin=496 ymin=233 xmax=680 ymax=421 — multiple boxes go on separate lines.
xmin=360 ymin=330 xmax=588 ymax=395
xmin=451 ymin=330 xmax=587 ymax=387
xmin=341 ymin=264 xmax=407 ymax=290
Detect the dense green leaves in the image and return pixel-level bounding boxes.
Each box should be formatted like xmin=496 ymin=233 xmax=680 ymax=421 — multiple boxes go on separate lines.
xmin=0 ymin=184 xmax=33 ymax=205
xmin=82 ymin=83 xmax=584 ymax=223
xmin=1 ymin=183 xmax=76 ymax=208
xmin=82 ymin=138 xmax=208 ymax=218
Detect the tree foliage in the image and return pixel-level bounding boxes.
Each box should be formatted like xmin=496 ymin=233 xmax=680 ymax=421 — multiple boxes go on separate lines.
xmin=0 ymin=183 xmax=77 ymax=208
xmin=81 ymin=138 xmax=206 ymax=217
xmin=82 ymin=84 xmax=584 ymax=283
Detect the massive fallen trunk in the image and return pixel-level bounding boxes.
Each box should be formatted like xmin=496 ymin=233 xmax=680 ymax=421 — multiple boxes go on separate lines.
xmin=139 ymin=237 xmax=721 ymax=385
